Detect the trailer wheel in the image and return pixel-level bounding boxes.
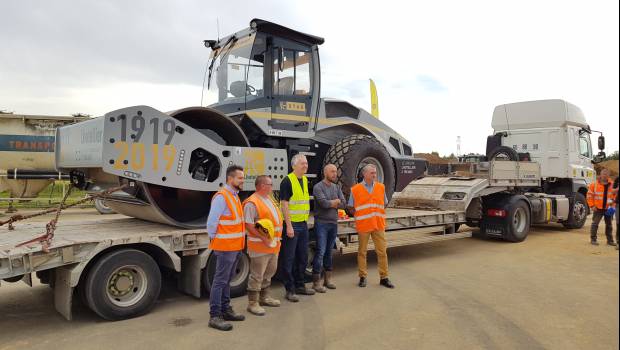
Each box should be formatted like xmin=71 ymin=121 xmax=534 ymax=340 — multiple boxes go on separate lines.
xmin=488 ymin=146 xmax=518 ymax=161
xmin=203 ymin=252 xmax=250 ymax=298
xmin=504 ymin=200 xmax=530 ymax=242
xmin=324 ymin=134 xmax=395 ymax=200
xmin=94 ymin=198 xmax=115 ymax=215
xmin=84 ymin=249 xmax=161 ymax=320
xmin=562 ymin=193 xmax=588 ymax=229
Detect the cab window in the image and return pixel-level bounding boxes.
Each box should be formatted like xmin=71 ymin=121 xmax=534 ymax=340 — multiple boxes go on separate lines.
xmin=273 ymin=48 xmax=312 ymax=96
xmin=578 ymin=131 xmax=592 ymax=158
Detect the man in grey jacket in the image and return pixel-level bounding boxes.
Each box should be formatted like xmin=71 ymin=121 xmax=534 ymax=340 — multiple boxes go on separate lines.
xmin=312 ymin=164 xmax=346 ymax=292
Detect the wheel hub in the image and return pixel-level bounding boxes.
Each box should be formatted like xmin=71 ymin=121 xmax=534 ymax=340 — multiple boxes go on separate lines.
xmin=109 ymin=270 xmax=134 ymax=297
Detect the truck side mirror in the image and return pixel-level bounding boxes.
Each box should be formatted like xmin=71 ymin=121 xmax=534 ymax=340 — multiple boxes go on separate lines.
xmin=598 ymin=135 xmax=605 ymax=151
xmin=278 ymin=47 xmax=284 ymax=72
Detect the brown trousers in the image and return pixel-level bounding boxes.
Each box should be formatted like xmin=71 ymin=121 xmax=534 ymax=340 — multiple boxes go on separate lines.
xmin=247 ymin=253 xmax=278 ymax=292
xmin=357 ymin=230 xmax=389 ymax=279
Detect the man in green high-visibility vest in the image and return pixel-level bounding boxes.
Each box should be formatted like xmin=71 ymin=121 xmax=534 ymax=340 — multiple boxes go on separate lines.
xmin=279 ymin=153 xmax=316 ymax=302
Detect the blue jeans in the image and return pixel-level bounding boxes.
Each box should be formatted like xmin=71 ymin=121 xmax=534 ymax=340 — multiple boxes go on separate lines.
xmin=313 ymin=222 xmax=337 ymax=274
xmin=279 ymin=221 xmax=309 ymax=292
xmin=209 ymin=250 xmax=240 ymax=317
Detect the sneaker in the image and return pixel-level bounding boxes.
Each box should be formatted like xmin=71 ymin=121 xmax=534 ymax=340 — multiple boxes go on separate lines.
xmin=591 ymin=241 xmax=599 ymax=246
xmin=285 ymin=291 xmax=299 ymax=302
xmin=222 ymin=307 xmax=245 ymax=321
xmin=380 ymin=278 xmax=395 ymax=289
xmin=295 ymin=286 xmax=316 ymax=295
xmin=607 ymin=241 xmax=617 ymax=247
xmin=358 ymin=277 xmax=367 ymax=288
xmin=208 ymin=316 xmax=233 ymax=331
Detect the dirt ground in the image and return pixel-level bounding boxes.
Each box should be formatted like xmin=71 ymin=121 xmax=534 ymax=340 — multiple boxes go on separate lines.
xmin=0 ymin=208 xmax=618 ymax=350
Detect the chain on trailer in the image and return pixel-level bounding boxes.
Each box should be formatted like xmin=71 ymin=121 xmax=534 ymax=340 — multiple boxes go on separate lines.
xmin=0 ymin=184 xmax=127 ymax=252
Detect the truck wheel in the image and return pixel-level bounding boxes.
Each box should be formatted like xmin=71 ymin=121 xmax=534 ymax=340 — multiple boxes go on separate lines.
xmin=488 ymin=146 xmax=518 ymax=161
xmin=203 ymin=252 xmax=250 ymax=298
xmin=324 ymin=134 xmax=395 ymax=200
xmin=504 ymin=200 xmax=530 ymax=242
xmin=562 ymin=193 xmax=588 ymax=229
xmin=84 ymin=249 xmax=161 ymax=320
xmin=94 ymin=198 xmax=115 ymax=214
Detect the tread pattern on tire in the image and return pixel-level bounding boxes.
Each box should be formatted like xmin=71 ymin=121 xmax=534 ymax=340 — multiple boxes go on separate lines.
xmin=323 ymin=134 xmax=394 ymax=199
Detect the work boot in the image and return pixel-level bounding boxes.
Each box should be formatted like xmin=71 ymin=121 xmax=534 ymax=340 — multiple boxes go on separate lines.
xmin=259 ymin=288 xmax=281 ymax=307
xmin=591 ymin=240 xmax=599 ymax=246
xmin=312 ymin=274 xmax=327 ymax=293
xmin=208 ymin=316 xmax=233 ymax=331
xmin=380 ymin=278 xmax=395 ymax=289
xmin=222 ymin=306 xmax=245 ymax=321
xmin=295 ymin=285 xmax=316 ymax=295
xmin=324 ymin=270 xmax=336 ymax=290
xmin=358 ymin=277 xmax=367 ymax=288
xmin=247 ymin=291 xmax=266 ymax=316
xmin=285 ymin=291 xmax=299 ymax=302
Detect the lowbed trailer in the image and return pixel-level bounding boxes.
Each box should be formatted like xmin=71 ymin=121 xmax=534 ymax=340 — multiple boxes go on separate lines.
xmin=0 ymin=160 xmax=544 ymax=321
xmin=0 ymin=207 xmax=467 ymax=321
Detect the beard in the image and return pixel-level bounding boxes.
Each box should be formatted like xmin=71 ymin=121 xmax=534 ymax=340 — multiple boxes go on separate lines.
xmin=232 ymin=183 xmax=243 ymax=191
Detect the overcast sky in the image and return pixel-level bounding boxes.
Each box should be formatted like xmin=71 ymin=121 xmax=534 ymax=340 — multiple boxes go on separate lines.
xmin=1 ymin=0 xmax=618 ymax=156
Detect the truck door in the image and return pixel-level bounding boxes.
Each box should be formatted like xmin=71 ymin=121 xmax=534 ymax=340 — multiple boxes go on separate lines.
xmin=269 ymin=43 xmax=314 ymax=132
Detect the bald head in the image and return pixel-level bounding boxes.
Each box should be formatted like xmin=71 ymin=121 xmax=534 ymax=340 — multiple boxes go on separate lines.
xmin=323 ymin=164 xmax=338 ymax=183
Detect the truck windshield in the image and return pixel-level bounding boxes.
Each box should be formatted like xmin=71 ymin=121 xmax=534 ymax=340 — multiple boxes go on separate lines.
xmin=205 ymin=34 xmax=263 ymax=107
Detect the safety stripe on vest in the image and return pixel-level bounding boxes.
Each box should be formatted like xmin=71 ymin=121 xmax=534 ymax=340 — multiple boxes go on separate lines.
xmin=215 ymin=232 xmax=245 ymax=239
xmin=289 ymin=210 xmax=310 ymax=215
xmin=354 ymin=212 xmax=387 ymax=221
xmin=289 ymin=200 xmax=309 ymax=205
xmin=248 ymin=236 xmax=282 ymax=242
xmin=220 ymin=218 xmax=243 ymax=225
xmin=355 ymin=203 xmax=385 ymax=211
xmin=258 ymin=195 xmax=282 ymax=226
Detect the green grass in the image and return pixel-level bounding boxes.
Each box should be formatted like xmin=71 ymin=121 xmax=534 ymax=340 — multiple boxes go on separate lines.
xmin=0 ymin=181 xmax=93 ymax=209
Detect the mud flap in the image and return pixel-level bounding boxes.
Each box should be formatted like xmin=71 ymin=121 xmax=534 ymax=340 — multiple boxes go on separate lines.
xmin=178 ymin=249 xmax=210 ymax=298
xmin=54 ymin=266 xmax=76 ymax=321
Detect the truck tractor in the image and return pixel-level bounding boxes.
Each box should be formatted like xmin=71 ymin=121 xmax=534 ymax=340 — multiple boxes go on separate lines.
xmin=56 ymin=18 xmax=426 ymax=228
xmin=397 ymin=99 xmax=607 ymax=244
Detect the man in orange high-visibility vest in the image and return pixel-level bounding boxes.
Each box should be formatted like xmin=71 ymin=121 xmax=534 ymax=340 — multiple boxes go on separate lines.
xmin=587 ymin=168 xmax=617 ymax=246
xmin=347 ymin=164 xmax=395 ymax=289
xmin=243 ymin=175 xmax=283 ymax=316
xmin=207 ymin=165 xmax=246 ymax=331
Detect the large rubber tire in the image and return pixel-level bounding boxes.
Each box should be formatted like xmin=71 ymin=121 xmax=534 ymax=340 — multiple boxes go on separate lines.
xmin=488 ymin=146 xmax=519 ymax=161
xmin=203 ymin=251 xmax=250 ymax=298
xmin=94 ymin=198 xmax=115 ymax=215
xmin=324 ymin=134 xmax=395 ymax=200
xmin=504 ymin=200 xmax=531 ymax=242
xmin=83 ymin=249 xmax=161 ymax=321
xmin=562 ymin=192 xmax=588 ymax=229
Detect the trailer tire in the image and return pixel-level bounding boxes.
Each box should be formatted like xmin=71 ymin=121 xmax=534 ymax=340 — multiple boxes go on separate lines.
xmin=324 ymin=134 xmax=395 ymax=200
xmin=488 ymin=146 xmax=519 ymax=161
xmin=562 ymin=193 xmax=588 ymax=229
xmin=203 ymin=251 xmax=250 ymax=298
xmin=84 ymin=249 xmax=161 ymax=320
xmin=504 ymin=200 xmax=531 ymax=242
xmin=94 ymin=198 xmax=115 ymax=215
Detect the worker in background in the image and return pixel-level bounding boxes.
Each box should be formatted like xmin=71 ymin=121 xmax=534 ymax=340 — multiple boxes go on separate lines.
xmin=614 ymin=175 xmax=619 ymax=251
xmin=243 ymin=175 xmax=283 ymax=316
xmin=347 ymin=164 xmax=395 ymax=289
xmin=206 ymin=165 xmax=246 ymax=331
xmin=279 ymin=153 xmax=315 ymax=302
xmin=587 ymin=168 xmax=616 ymax=246
xmin=311 ymin=164 xmax=346 ymax=292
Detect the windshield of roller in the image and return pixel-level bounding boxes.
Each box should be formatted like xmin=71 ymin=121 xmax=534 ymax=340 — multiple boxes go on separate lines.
xmin=205 ymin=33 xmax=265 ymax=107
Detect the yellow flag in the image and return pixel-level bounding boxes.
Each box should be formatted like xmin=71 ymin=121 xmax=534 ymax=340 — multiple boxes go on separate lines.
xmin=370 ymin=79 xmax=379 ymax=118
